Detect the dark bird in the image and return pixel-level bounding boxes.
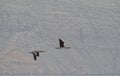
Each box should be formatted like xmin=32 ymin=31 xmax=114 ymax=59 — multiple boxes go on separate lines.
xmin=59 ymin=38 xmax=65 ymax=48
xmin=30 ymin=52 xmax=37 ymax=61
xmin=29 ymin=51 xmax=44 ymax=61
xmin=56 ymin=38 xmax=71 ymax=49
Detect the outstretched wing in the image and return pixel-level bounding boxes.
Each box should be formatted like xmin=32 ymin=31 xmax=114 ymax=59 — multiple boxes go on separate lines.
xmin=56 ymin=47 xmax=71 ymax=49
xmin=38 ymin=51 xmax=45 ymax=52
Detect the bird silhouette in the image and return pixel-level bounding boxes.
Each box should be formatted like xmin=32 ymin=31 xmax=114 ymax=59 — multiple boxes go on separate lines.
xmin=29 ymin=51 xmax=44 ymax=61
xmin=59 ymin=38 xmax=65 ymax=48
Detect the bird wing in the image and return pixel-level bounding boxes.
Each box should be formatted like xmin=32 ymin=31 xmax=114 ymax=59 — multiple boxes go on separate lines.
xmin=38 ymin=51 xmax=45 ymax=52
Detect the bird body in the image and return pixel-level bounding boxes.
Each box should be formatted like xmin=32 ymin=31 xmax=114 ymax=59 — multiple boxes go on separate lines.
xmin=59 ymin=38 xmax=65 ymax=48
xmin=29 ymin=51 xmax=44 ymax=61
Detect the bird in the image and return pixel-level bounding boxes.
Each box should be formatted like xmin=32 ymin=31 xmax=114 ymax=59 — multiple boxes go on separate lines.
xmin=59 ymin=38 xmax=65 ymax=48
xmin=30 ymin=52 xmax=37 ymax=61
xmin=56 ymin=38 xmax=71 ymax=49
xmin=29 ymin=51 xmax=44 ymax=61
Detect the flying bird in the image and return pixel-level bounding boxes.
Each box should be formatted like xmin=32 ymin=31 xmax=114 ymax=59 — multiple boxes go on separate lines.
xmin=59 ymin=38 xmax=65 ymax=48
xmin=29 ymin=51 xmax=44 ymax=61
xmin=56 ymin=38 xmax=71 ymax=49
xmin=30 ymin=52 xmax=37 ymax=61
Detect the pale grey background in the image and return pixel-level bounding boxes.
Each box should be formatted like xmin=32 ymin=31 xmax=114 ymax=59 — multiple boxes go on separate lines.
xmin=0 ymin=0 xmax=120 ymax=75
